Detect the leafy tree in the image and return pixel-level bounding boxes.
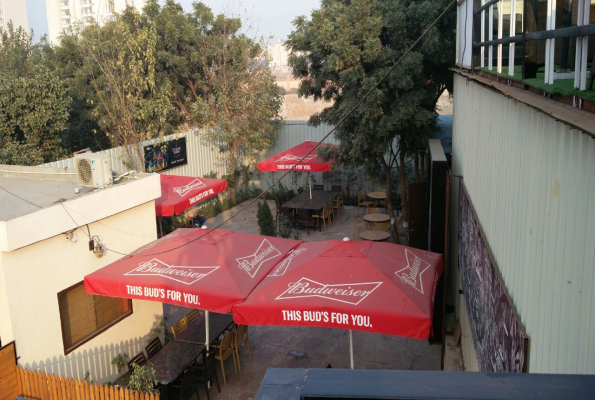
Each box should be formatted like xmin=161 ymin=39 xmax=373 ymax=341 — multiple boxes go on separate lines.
xmin=0 ymin=22 xmax=69 ymax=165
xmin=257 ymin=201 xmax=276 ymax=237
xmin=77 ymin=10 xmax=171 ymax=171
xmin=287 ymin=0 xmax=455 ymax=242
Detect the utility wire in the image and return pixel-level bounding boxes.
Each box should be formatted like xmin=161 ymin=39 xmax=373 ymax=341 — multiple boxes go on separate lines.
xmin=75 ymin=0 xmax=457 ymax=258
xmin=0 ymin=184 xmax=42 ymax=209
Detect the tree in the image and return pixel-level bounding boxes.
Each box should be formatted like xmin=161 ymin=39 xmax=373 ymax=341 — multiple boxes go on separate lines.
xmin=77 ymin=10 xmax=171 ymax=171
xmin=0 ymin=22 xmax=70 ymax=165
xmin=287 ymin=0 xmax=455 ymax=242
xmin=143 ymin=0 xmax=283 ymax=196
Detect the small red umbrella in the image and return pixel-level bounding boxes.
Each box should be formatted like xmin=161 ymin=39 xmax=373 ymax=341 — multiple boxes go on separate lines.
xmin=258 ymin=141 xmax=337 ymax=198
xmin=155 ymin=175 xmax=228 ymax=217
xmin=232 ymin=239 xmax=443 ymax=368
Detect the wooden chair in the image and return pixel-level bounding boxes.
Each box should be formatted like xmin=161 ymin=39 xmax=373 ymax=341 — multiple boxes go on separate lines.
xmin=171 ymin=317 xmax=189 ymax=338
xmin=170 ymin=366 xmax=199 ymax=400
xmin=127 ymin=352 xmax=147 ymax=372
xmin=186 ymin=309 xmax=201 ymax=325
xmin=296 ymin=208 xmax=315 ymax=235
xmin=353 ymin=219 xmax=367 ymax=237
xmin=331 ymin=185 xmax=342 ymax=192
xmin=274 ymin=198 xmax=285 ymax=216
xmin=372 ymin=221 xmax=390 ymax=232
xmin=312 ymin=204 xmax=332 ymax=231
xmin=196 ymin=349 xmax=221 ymax=400
xmin=367 ymin=207 xmax=381 ymax=214
xmin=145 ymin=337 xmax=163 ymax=359
xmin=313 ymin=184 xmax=324 ymax=191
xmin=332 ymin=192 xmax=343 ymax=217
xmin=357 ymin=190 xmax=374 ymax=216
xmin=377 ymin=188 xmax=388 ymax=211
xmin=233 ymin=324 xmax=252 ymax=372
xmin=214 ymin=331 xmax=237 ymax=385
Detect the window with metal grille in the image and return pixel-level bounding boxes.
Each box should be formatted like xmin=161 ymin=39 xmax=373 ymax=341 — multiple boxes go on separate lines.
xmin=58 ymin=281 xmax=132 ymax=354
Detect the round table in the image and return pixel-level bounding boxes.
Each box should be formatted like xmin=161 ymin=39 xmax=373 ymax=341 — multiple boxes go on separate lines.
xmin=359 ymin=230 xmax=390 ymax=242
xmin=366 ymin=191 xmax=387 ymax=200
xmin=363 ymin=213 xmax=390 ymax=223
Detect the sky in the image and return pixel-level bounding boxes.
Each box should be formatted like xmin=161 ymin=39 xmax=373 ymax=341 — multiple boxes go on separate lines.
xmin=26 ymin=0 xmax=321 ymax=44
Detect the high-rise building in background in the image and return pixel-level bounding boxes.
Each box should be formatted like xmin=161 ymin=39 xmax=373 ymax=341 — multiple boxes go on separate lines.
xmin=0 ymin=0 xmax=30 ymax=32
xmin=44 ymin=0 xmax=145 ymax=44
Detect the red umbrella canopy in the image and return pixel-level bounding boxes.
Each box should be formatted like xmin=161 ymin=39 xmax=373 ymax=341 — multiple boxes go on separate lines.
xmin=84 ymin=229 xmax=302 ymax=313
xmin=257 ymin=141 xmax=337 ymax=172
xmin=155 ymin=175 xmax=228 ymax=217
xmin=232 ymin=240 xmax=443 ymax=339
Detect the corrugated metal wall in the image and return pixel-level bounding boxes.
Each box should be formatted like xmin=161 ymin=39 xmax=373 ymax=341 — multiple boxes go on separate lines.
xmin=450 ymin=74 xmax=595 ymax=374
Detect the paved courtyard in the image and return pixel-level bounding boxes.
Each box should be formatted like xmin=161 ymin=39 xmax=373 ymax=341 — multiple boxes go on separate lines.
xmin=163 ymin=199 xmax=463 ymax=400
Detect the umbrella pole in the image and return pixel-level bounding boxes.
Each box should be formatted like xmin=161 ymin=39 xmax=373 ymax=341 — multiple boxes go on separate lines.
xmin=349 ymin=329 xmax=354 ymax=369
xmin=205 ymin=310 xmax=210 ymax=351
xmin=158 ymin=217 xmax=164 ymax=238
xmin=309 ymin=172 xmax=312 ymax=200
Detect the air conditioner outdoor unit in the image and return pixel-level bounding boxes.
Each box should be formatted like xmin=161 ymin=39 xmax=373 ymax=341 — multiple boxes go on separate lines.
xmin=74 ymin=153 xmax=112 ymax=188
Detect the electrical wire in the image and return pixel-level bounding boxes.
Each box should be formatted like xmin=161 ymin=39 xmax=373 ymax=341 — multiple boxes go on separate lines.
xmin=64 ymin=0 xmax=457 ymax=258
xmin=0 ymin=184 xmax=42 ymax=209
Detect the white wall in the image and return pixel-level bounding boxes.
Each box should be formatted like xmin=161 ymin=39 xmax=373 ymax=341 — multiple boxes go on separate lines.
xmin=0 ymin=201 xmax=162 ymax=383
xmin=450 ymin=74 xmax=595 ymax=374
xmin=0 ymin=0 xmax=29 ymax=32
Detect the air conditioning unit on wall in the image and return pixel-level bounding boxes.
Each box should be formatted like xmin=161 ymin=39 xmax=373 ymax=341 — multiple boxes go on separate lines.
xmin=74 ymin=153 xmax=112 ymax=188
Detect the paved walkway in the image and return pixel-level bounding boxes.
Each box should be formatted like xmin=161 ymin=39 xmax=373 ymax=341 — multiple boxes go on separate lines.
xmin=163 ymin=199 xmax=463 ymax=400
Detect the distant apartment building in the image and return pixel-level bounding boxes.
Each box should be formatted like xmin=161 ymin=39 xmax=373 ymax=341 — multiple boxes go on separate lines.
xmin=44 ymin=0 xmax=145 ymax=44
xmin=0 ymin=0 xmax=29 ymax=32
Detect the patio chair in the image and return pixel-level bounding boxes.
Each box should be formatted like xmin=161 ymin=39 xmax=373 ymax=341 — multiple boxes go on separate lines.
xmin=274 ymin=198 xmax=285 ymax=216
xmin=367 ymin=207 xmax=381 ymax=214
xmin=170 ymin=365 xmax=200 ymax=400
xmin=233 ymin=324 xmax=252 ymax=372
xmin=171 ymin=317 xmax=189 ymax=338
xmin=377 ymin=188 xmax=388 ymax=211
xmin=357 ymin=190 xmax=374 ymax=216
xmin=279 ymin=207 xmax=296 ymax=228
xmin=196 ymin=349 xmax=221 ymax=400
xmin=127 ymin=352 xmax=147 ymax=372
xmin=353 ymin=219 xmax=367 ymax=237
xmin=214 ymin=330 xmax=237 ymax=385
xmin=331 ymin=185 xmax=342 ymax=192
xmin=145 ymin=337 xmax=163 ymax=359
xmin=312 ymin=204 xmax=332 ymax=231
xmin=372 ymin=221 xmax=390 ymax=232
xmin=296 ymin=208 xmax=315 ymax=235
xmin=186 ymin=309 xmax=201 ymax=325
xmin=313 ymin=184 xmax=324 ymax=191
xmin=332 ymin=192 xmax=343 ymax=217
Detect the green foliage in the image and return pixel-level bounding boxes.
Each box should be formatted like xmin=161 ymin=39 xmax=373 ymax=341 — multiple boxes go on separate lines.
xmin=277 ymin=213 xmax=302 ymax=240
xmin=257 ymin=201 xmax=276 ymax=237
xmin=128 ymin=362 xmax=158 ymax=394
xmin=0 ymin=22 xmax=70 ymax=165
xmin=147 ymin=318 xmax=167 ymax=344
xmin=111 ymin=353 xmax=129 ymax=374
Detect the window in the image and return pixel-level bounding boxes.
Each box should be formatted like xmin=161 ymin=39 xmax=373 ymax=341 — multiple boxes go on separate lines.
xmin=58 ymin=282 xmax=132 ymax=354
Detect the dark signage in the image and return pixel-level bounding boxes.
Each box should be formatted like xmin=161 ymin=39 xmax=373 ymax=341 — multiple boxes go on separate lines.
xmin=458 ymin=181 xmax=528 ymax=372
xmin=144 ymin=137 xmax=188 ymax=173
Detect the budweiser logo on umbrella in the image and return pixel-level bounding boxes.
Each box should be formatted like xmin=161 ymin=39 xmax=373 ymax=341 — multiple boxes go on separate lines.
xmin=236 ymin=239 xmax=282 ymax=278
xmin=274 ymin=154 xmax=316 ymax=163
xmin=172 ymin=178 xmax=207 ymax=197
xmin=276 ymin=277 xmax=382 ymax=306
xmin=394 ymin=249 xmax=432 ymax=294
xmin=125 ymin=258 xmax=219 ymax=285
xmin=269 ymin=248 xmax=307 ymax=277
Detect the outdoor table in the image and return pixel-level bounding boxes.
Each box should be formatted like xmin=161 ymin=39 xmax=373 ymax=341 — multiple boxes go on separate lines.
xmin=363 ymin=213 xmax=390 ymax=224
xmin=151 ymin=340 xmax=205 ymax=400
xmin=366 ymin=191 xmax=387 ymax=201
xmin=174 ymin=312 xmax=234 ymax=346
xmin=359 ymin=230 xmax=390 ymax=242
xmin=282 ymin=190 xmax=339 ymax=211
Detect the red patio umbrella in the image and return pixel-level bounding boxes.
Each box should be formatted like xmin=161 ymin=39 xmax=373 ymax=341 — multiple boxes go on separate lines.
xmin=257 ymin=141 xmax=337 ymax=199
xmin=232 ymin=239 xmax=443 ymax=368
xmin=156 ymin=175 xmax=228 ymax=217
xmin=85 ymin=228 xmax=302 ymax=347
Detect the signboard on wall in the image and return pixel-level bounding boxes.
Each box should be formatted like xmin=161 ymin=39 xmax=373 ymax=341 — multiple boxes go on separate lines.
xmin=144 ymin=137 xmax=188 ymax=173
xmin=458 ymin=181 xmax=528 ymax=372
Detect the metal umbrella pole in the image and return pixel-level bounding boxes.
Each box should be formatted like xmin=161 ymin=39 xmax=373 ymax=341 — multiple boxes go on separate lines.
xmin=349 ymin=329 xmax=354 ymax=369
xmin=309 ymin=172 xmax=313 ymax=199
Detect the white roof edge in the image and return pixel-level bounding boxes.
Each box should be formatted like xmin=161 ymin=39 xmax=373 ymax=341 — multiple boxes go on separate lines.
xmin=0 ymin=174 xmax=161 ymax=252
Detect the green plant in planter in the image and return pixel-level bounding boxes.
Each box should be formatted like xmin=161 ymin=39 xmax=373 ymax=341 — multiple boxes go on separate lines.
xmin=257 ymin=201 xmax=276 ymax=236
xmin=128 ymin=362 xmax=158 ymax=394
xmin=111 ymin=353 xmax=129 ymax=374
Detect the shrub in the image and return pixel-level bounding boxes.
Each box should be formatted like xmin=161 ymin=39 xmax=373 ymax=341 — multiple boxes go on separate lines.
xmin=257 ymin=201 xmax=276 ymax=236
xmin=128 ymin=363 xmax=158 ymax=394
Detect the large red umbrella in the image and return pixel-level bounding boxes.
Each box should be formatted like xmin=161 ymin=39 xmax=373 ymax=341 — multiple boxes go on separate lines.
xmin=232 ymin=239 xmax=443 ymax=368
xmin=85 ymin=228 xmax=302 ymax=312
xmin=258 ymin=141 xmax=337 ymax=199
xmin=155 ymin=175 xmax=228 ymax=217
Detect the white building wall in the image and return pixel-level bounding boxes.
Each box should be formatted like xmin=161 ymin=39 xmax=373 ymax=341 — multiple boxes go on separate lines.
xmin=0 ymin=201 xmax=162 ymax=383
xmin=0 ymin=0 xmax=29 ymax=32
xmin=450 ymin=74 xmax=595 ymax=374
xmin=45 ymin=0 xmax=145 ymax=44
